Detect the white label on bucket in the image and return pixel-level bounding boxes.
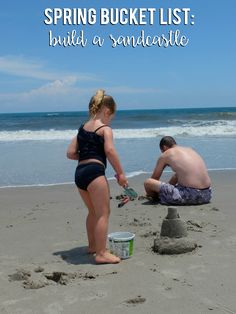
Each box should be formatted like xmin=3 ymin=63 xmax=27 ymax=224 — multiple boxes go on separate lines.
xmin=108 ymin=232 xmax=135 ymax=259
xmin=109 ymin=240 xmax=131 ymax=259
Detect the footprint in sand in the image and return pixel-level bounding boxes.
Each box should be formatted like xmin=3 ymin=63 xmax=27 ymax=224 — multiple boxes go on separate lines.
xmin=124 ymin=295 xmax=146 ymax=306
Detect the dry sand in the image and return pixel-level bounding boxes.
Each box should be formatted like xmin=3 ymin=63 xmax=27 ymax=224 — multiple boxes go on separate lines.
xmin=0 ymin=170 xmax=236 ymax=314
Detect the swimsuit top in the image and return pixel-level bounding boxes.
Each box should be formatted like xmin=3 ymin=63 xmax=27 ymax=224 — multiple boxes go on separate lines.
xmin=77 ymin=124 xmax=108 ymax=168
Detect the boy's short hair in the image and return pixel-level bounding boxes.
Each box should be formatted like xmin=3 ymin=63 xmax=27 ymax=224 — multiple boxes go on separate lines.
xmin=159 ymin=136 xmax=177 ymax=149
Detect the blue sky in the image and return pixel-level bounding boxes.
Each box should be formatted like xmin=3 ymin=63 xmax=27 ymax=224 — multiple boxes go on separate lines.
xmin=0 ymin=0 xmax=235 ymax=113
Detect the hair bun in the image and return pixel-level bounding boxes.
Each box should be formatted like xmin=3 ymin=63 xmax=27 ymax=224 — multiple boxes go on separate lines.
xmin=94 ymin=89 xmax=105 ymax=107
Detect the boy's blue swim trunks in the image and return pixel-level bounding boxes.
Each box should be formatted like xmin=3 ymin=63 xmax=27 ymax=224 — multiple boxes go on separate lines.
xmin=159 ymin=183 xmax=212 ymax=205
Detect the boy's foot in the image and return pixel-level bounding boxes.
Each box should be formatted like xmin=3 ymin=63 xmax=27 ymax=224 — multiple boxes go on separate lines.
xmin=95 ymin=251 xmax=121 ymax=264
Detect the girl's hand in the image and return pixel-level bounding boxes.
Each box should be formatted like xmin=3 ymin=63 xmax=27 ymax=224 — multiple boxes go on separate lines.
xmin=115 ymin=173 xmax=128 ymax=187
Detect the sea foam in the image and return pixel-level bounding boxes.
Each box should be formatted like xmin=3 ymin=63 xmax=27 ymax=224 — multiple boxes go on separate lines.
xmin=1 ymin=120 xmax=236 ymax=141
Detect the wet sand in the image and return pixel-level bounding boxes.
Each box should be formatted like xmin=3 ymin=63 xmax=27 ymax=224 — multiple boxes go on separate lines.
xmin=0 ymin=170 xmax=236 ymax=314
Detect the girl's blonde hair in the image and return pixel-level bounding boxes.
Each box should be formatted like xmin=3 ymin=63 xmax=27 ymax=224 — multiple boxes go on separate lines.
xmin=89 ymin=89 xmax=116 ymax=117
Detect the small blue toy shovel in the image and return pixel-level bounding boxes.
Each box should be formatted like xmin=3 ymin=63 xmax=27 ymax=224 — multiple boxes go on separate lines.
xmin=117 ymin=187 xmax=138 ymax=207
xmin=123 ymin=186 xmax=138 ymax=199
xmin=115 ymin=174 xmax=138 ymax=207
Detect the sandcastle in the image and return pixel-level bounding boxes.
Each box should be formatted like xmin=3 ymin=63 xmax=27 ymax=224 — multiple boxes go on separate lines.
xmin=153 ymin=207 xmax=197 ymax=254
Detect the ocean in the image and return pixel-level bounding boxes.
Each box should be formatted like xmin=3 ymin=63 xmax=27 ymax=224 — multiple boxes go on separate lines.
xmin=0 ymin=107 xmax=236 ymax=187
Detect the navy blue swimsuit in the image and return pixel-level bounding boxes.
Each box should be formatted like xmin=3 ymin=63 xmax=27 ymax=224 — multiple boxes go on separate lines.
xmin=75 ymin=124 xmax=108 ymax=190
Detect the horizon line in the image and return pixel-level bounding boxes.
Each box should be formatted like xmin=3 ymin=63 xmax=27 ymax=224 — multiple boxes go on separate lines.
xmin=0 ymin=105 xmax=236 ymax=115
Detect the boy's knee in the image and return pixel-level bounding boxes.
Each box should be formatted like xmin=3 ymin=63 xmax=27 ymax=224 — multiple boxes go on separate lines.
xmin=144 ymin=179 xmax=149 ymax=188
xmin=144 ymin=178 xmax=153 ymax=185
xmin=144 ymin=178 xmax=153 ymax=191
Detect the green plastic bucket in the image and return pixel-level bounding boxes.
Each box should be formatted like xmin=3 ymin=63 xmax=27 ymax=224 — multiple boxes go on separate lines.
xmin=108 ymin=232 xmax=135 ymax=259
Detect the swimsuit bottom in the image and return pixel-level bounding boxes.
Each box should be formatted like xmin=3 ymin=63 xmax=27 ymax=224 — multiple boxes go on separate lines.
xmin=75 ymin=162 xmax=105 ymax=191
xmin=159 ymin=183 xmax=212 ymax=205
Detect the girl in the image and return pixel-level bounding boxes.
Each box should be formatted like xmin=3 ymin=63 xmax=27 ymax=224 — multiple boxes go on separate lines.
xmin=67 ymin=90 xmax=128 ymax=264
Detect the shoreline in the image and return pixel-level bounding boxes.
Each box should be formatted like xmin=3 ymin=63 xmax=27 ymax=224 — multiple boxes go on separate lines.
xmin=0 ymin=168 xmax=236 ymax=189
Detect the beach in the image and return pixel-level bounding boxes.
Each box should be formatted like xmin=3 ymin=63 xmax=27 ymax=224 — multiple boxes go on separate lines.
xmin=0 ymin=170 xmax=236 ymax=314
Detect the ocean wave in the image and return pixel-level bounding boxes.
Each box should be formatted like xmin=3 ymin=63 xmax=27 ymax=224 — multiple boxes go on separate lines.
xmin=0 ymin=129 xmax=76 ymax=141
xmin=0 ymin=121 xmax=236 ymax=141
xmin=46 ymin=113 xmax=60 ymax=116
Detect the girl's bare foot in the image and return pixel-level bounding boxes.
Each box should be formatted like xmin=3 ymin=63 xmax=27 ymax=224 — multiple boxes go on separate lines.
xmin=95 ymin=251 xmax=121 ymax=264
xmin=87 ymin=247 xmax=96 ymax=254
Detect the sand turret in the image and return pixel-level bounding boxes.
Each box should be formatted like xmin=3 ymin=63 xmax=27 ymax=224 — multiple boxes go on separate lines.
xmin=153 ymin=207 xmax=197 ymax=254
